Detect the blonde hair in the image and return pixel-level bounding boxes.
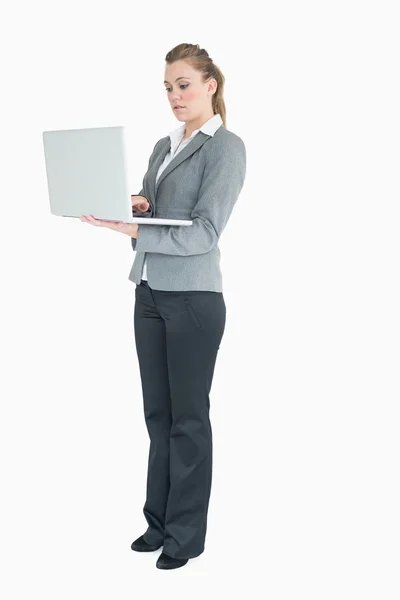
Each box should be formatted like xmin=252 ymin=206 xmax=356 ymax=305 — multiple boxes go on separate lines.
xmin=165 ymin=43 xmax=226 ymax=128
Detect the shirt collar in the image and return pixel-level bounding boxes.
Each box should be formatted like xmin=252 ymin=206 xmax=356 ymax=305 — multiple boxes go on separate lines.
xmin=169 ymin=113 xmax=223 ymax=151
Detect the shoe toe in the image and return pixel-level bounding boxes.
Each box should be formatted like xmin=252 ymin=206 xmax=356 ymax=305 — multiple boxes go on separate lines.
xmin=131 ymin=535 xmax=162 ymax=552
xmin=156 ymin=552 xmax=189 ymax=569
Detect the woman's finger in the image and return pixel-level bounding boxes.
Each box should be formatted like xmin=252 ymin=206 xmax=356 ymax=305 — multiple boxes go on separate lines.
xmin=85 ymin=215 xmax=107 ymax=227
xmin=80 ymin=215 xmax=98 ymax=224
xmin=87 ymin=215 xmax=101 ymax=224
xmin=80 ymin=215 xmax=130 ymax=232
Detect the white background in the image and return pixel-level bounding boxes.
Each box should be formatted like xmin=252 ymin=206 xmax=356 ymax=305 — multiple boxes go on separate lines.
xmin=1 ymin=1 xmax=399 ymax=598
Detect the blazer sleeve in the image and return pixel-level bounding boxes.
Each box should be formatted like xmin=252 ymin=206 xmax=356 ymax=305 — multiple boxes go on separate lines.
xmin=134 ymin=136 xmax=246 ymax=256
xmin=130 ymin=140 xmax=161 ymax=251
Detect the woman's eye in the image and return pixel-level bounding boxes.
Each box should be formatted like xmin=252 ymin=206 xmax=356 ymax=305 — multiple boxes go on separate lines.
xmin=165 ymin=84 xmax=189 ymax=92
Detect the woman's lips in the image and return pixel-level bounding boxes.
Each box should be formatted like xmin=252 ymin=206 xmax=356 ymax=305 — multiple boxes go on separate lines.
xmin=174 ymin=106 xmax=185 ymax=110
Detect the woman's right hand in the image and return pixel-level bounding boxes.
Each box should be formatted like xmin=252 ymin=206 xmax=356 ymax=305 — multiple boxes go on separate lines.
xmin=131 ymin=195 xmax=150 ymax=213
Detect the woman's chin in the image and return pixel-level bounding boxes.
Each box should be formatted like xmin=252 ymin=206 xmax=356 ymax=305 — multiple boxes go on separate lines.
xmin=174 ymin=112 xmax=187 ymax=120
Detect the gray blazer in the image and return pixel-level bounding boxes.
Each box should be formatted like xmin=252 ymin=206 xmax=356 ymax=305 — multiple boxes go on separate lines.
xmin=128 ymin=124 xmax=246 ymax=292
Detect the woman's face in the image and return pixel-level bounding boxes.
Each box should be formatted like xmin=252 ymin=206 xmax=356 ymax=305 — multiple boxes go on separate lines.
xmin=164 ymin=60 xmax=216 ymax=122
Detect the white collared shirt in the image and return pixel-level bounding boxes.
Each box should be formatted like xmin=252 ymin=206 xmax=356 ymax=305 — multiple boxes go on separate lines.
xmin=141 ymin=113 xmax=223 ymax=280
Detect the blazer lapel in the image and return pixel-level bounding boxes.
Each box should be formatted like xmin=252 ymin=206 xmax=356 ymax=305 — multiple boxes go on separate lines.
xmin=149 ymin=140 xmax=171 ymax=201
xmin=154 ymin=131 xmax=211 ymax=197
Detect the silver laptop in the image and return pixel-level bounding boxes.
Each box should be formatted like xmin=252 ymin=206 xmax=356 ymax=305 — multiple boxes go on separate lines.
xmin=42 ymin=125 xmax=193 ymax=226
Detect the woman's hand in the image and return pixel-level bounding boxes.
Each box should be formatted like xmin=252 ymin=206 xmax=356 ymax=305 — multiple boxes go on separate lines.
xmin=131 ymin=195 xmax=150 ymax=212
xmin=80 ymin=215 xmax=139 ymax=238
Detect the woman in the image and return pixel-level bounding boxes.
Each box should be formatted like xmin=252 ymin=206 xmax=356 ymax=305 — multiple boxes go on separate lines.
xmin=80 ymin=43 xmax=246 ymax=570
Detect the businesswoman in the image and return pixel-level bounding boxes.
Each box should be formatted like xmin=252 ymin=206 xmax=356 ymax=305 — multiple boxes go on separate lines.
xmin=80 ymin=43 xmax=246 ymax=570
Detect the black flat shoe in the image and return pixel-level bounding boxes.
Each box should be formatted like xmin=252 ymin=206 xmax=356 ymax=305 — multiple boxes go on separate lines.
xmin=156 ymin=552 xmax=189 ymax=570
xmin=131 ymin=534 xmax=163 ymax=552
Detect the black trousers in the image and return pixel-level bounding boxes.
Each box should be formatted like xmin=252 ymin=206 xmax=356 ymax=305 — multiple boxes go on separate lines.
xmin=133 ymin=279 xmax=226 ymax=559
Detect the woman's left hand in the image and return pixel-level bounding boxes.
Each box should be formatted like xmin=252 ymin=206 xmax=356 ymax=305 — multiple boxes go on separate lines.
xmin=79 ymin=215 xmax=139 ymax=238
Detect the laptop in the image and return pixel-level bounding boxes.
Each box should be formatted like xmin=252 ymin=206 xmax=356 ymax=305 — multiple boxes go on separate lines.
xmin=42 ymin=125 xmax=193 ymax=226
